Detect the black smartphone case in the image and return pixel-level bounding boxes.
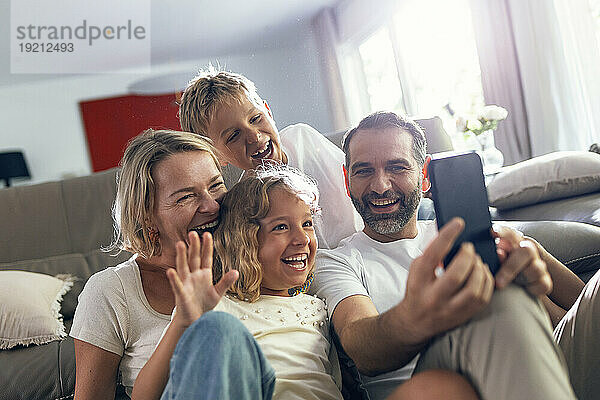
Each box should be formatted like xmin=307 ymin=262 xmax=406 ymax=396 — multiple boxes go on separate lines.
xmin=429 ymin=152 xmax=500 ymax=275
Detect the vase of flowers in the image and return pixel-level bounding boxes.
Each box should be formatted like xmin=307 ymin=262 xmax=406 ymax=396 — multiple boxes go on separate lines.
xmin=456 ymin=105 xmax=508 ymax=174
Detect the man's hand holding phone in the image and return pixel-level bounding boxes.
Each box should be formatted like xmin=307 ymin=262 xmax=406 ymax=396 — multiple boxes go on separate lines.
xmin=397 ymin=217 xmax=495 ymax=345
xmin=428 ymin=152 xmax=501 ymax=274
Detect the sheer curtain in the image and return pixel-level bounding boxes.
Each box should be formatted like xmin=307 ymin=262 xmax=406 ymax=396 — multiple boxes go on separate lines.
xmin=312 ymin=0 xmax=399 ymax=132
xmin=469 ymin=0 xmax=531 ymax=164
xmin=472 ymin=0 xmax=600 ymax=162
xmin=312 ymin=7 xmax=350 ymax=132
xmin=551 ymin=0 xmax=600 ymax=151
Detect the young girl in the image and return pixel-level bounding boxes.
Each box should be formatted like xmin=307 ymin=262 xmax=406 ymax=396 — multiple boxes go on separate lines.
xmin=132 ymin=165 xmax=479 ymax=400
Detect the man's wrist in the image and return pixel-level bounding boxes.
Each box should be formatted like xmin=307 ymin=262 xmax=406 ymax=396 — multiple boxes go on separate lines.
xmin=388 ymin=300 xmax=431 ymax=350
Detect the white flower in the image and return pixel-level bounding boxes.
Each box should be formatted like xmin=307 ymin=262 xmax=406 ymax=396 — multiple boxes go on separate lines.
xmin=456 ymin=116 xmax=467 ymax=131
xmin=467 ymin=119 xmax=483 ymax=131
xmin=480 ymin=105 xmax=508 ymax=121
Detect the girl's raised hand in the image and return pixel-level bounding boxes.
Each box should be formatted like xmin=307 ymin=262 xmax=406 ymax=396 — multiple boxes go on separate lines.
xmin=166 ymin=231 xmax=239 ymax=329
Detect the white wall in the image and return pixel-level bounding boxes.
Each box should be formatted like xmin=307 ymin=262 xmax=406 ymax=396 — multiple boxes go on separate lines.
xmin=0 ymin=28 xmax=333 ymax=186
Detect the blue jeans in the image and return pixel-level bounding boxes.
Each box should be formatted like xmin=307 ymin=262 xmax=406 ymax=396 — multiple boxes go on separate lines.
xmin=160 ymin=311 xmax=276 ymax=400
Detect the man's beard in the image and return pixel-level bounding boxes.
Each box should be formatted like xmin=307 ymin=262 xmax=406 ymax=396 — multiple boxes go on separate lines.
xmin=351 ymin=188 xmax=421 ymax=235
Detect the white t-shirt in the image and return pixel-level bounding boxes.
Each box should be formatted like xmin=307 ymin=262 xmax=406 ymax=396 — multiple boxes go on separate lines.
xmin=70 ymin=255 xmax=171 ymax=396
xmin=213 ymin=294 xmax=342 ymax=400
xmin=280 ymin=123 xmax=364 ymax=249
xmin=311 ymin=220 xmax=438 ymax=400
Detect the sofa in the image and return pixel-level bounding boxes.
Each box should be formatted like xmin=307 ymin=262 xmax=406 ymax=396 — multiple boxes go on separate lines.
xmin=0 ymin=168 xmax=131 ymax=400
xmin=1 ymin=155 xmax=600 ymax=400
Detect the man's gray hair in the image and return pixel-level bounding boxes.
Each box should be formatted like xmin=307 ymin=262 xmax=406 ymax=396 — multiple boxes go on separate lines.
xmin=342 ymin=111 xmax=427 ymax=168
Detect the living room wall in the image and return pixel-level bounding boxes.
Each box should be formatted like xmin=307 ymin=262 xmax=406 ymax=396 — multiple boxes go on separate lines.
xmin=0 ymin=25 xmax=333 ymax=186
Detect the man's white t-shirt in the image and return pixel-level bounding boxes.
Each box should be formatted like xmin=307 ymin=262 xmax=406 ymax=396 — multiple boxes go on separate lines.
xmin=70 ymin=255 xmax=171 ymax=396
xmin=311 ymin=220 xmax=438 ymax=400
xmin=280 ymin=123 xmax=364 ymax=249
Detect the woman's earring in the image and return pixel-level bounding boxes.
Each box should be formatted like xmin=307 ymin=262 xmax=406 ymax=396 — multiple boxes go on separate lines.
xmin=148 ymin=227 xmax=160 ymax=245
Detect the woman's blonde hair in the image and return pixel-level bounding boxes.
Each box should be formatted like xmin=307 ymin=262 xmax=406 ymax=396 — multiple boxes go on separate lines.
xmin=109 ymin=129 xmax=221 ymax=258
xmin=213 ymin=165 xmax=320 ymax=302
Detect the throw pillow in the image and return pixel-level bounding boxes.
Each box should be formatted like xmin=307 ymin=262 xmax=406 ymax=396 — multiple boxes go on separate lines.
xmin=0 ymin=270 xmax=74 ymax=349
xmin=487 ymin=151 xmax=600 ymax=210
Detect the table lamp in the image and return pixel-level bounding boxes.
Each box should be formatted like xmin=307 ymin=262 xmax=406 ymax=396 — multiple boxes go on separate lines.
xmin=0 ymin=151 xmax=31 ymax=187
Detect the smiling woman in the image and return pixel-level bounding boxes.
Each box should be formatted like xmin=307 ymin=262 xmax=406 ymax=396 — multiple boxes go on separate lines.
xmin=69 ymin=129 xmax=227 ymax=399
xmin=151 ymin=151 xmax=225 ymax=256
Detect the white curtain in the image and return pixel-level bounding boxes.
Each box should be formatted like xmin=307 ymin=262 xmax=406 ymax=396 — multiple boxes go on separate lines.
xmin=550 ymin=0 xmax=600 ymax=151
xmin=312 ymin=0 xmax=401 ymax=132
xmin=473 ymin=0 xmax=600 ymax=161
xmin=469 ymin=0 xmax=532 ymax=164
xmin=312 ymin=7 xmax=350 ymax=132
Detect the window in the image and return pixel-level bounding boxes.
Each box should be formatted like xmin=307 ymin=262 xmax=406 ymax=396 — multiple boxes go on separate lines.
xmin=590 ymin=0 xmax=600 ymax=53
xmin=340 ymin=0 xmax=484 ymax=125
xmin=359 ymin=28 xmax=406 ymax=115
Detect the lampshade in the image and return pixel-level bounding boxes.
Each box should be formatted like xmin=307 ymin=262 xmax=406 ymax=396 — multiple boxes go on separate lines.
xmin=0 ymin=151 xmax=31 ymax=187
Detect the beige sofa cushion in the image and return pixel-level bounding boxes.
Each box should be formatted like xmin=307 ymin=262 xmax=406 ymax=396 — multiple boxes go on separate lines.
xmin=0 ymin=271 xmax=74 ymax=349
xmin=487 ymin=151 xmax=600 ymax=210
xmin=62 ymin=168 xmax=119 ymax=254
xmin=0 ymin=168 xmax=120 ymax=264
xmin=0 ymin=254 xmax=91 ymax=320
xmin=0 ymin=182 xmax=71 ymax=263
xmin=0 ymin=250 xmax=134 ymax=322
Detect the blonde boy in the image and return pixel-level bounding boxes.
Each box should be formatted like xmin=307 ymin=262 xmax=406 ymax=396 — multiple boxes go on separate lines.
xmin=179 ymin=69 xmax=363 ymax=249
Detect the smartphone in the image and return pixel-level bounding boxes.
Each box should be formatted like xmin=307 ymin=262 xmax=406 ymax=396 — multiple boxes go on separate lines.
xmin=428 ymin=152 xmax=500 ymax=275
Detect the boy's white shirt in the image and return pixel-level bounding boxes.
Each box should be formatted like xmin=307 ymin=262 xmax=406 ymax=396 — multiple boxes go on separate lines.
xmin=279 ymin=123 xmax=364 ymax=249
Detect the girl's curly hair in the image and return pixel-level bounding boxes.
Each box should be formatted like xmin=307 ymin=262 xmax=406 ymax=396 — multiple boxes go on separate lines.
xmin=213 ymin=164 xmax=320 ymax=302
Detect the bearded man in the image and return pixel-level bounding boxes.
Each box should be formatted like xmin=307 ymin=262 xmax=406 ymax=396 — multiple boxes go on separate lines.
xmin=311 ymin=111 xmax=590 ymax=400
